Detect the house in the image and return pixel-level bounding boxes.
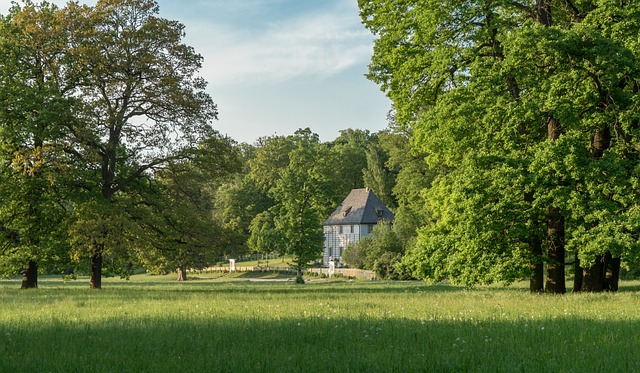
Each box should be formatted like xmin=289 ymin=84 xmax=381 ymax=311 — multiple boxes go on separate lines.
xmin=322 ymin=188 xmax=394 ymax=266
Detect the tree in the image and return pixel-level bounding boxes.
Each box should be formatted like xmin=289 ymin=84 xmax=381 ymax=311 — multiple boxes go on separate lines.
xmin=328 ymin=129 xmax=372 ymax=198
xmin=247 ymin=211 xmax=283 ymax=265
xmin=61 ymin=0 xmax=218 ymax=288
xmin=360 ymin=0 xmax=640 ymax=292
xmin=247 ymin=135 xmax=295 ymax=194
xmin=377 ymin=126 xmax=434 ymax=247
xmin=0 ymin=2 xmax=77 ymax=288
xmin=214 ymin=177 xmax=272 ymax=259
xmin=363 ymin=142 xmax=397 ymax=209
xmin=270 ymin=129 xmax=334 ymax=283
xmin=134 ymin=136 xmax=240 ymax=281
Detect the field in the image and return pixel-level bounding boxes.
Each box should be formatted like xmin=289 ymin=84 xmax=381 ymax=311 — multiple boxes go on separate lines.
xmin=1 ymin=273 xmax=640 ymax=372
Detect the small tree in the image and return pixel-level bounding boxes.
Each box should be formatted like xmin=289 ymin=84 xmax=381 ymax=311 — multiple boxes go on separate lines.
xmin=270 ymin=129 xmax=333 ymax=283
xmin=342 ymin=241 xmax=366 ymax=269
xmin=247 ymin=211 xmax=283 ymax=266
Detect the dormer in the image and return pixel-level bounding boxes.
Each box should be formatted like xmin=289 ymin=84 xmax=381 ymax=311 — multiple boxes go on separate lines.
xmin=342 ymin=206 xmax=352 ymax=217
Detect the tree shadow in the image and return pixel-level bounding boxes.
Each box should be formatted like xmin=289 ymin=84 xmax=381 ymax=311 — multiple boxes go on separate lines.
xmin=1 ymin=314 xmax=638 ymax=372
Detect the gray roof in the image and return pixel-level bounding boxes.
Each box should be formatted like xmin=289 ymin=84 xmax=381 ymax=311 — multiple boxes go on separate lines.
xmin=323 ymin=188 xmax=394 ymax=225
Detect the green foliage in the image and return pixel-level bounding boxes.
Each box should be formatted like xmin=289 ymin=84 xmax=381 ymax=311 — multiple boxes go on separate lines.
xmin=363 ymin=143 xmax=397 ymax=209
xmin=360 ymin=0 xmax=640 ymax=289
xmin=342 ymin=242 xmax=365 ymax=269
xmin=378 ymin=128 xmax=434 ymax=246
xmin=343 ymin=221 xmax=404 ymax=279
xmin=215 ymin=177 xmax=273 ymax=257
xmin=247 ymin=211 xmax=283 ymax=256
xmin=134 ymin=136 xmax=241 ymax=275
xmin=328 ymin=128 xmax=373 ymax=197
xmin=270 ymin=129 xmax=331 ymax=279
xmin=0 ymin=2 xmax=77 ymax=279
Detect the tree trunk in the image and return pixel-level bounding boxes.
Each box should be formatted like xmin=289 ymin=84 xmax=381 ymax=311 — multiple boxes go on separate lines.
xmin=90 ymin=250 xmax=103 ymax=289
xmin=546 ymin=205 xmax=566 ymax=294
xmin=296 ymin=268 xmax=304 ymax=284
xmin=581 ymin=255 xmax=604 ymax=292
xmin=593 ymin=127 xmax=610 ymax=158
xmin=536 ymin=0 xmax=552 ymax=27
xmin=177 ymin=266 xmax=187 ymax=281
xmin=545 ymin=117 xmax=566 ymax=294
xmin=603 ymin=252 xmax=620 ymax=292
xmin=525 ymin=191 xmax=544 ymax=293
xmin=573 ymin=255 xmax=583 ymax=292
xmin=21 ymin=260 xmax=38 ymax=289
xmin=584 ymin=127 xmax=619 ymax=292
xmin=529 ymin=235 xmax=544 ymax=293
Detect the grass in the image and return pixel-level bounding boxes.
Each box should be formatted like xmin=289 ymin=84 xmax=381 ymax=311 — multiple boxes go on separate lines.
xmin=1 ymin=274 xmax=640 ymax=372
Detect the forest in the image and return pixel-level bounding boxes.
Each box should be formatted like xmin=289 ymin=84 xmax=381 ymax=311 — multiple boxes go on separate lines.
xmin=2 ymin=0 xmax=640 ymax=293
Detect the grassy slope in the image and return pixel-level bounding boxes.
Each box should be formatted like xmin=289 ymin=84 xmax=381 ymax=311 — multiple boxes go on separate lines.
xmin=1 ymin=275 xmax=639 ymax=372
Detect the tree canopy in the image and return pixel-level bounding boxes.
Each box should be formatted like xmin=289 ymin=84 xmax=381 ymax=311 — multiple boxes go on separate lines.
xmin=360 ymin=0 xmax=640 ymax=292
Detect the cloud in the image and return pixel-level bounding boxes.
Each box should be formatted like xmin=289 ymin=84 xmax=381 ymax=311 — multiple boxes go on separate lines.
xmin=191 ymin=1 xmax=374 ymax=86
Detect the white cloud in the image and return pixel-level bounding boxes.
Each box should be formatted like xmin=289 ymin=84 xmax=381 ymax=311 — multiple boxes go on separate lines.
xmin=192 ymin=2 xmax=373 ymax=86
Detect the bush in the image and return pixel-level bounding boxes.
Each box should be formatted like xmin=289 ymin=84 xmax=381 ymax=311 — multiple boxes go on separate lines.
xmin=342 ymin=241 xmax=366 ymax=269
xmin=373 ymin=252 xmax=409 ymax=280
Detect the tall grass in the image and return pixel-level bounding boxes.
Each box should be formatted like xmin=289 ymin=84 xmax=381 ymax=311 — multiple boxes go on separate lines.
xmin=1 ymin=275 xmax=639 ymax=372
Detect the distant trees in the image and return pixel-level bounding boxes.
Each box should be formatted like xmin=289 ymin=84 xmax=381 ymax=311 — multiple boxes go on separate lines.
xmin=135 ymin=137 xmax=240 ymax=281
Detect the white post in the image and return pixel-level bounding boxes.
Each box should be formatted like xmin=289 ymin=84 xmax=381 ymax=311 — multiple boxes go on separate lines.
xmin=229 ymin=259 xmax=236 ymax=272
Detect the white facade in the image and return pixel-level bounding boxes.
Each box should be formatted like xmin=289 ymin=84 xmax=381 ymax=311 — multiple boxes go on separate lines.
xmin=322 ymin=223 xmax=375 ymax=266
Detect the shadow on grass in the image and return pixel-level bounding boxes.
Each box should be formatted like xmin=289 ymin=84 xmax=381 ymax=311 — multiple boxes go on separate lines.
xmin=3 ymin=275 xmax=640 ymax=296
xmin=1 ymin=314 xmax=638 ymax=373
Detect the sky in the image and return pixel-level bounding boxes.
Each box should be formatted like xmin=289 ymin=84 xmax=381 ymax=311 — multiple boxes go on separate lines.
xmin=0 ymin=0 xmax=392 ymax=144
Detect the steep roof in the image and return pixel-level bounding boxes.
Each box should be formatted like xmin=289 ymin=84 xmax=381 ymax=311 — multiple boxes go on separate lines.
xmin=323 ymin=188 xmax=394 ymax=226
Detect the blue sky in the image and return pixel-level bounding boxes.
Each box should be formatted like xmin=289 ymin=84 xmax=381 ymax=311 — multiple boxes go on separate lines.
xmin=1 ymin=0 xmax=391 ymax=144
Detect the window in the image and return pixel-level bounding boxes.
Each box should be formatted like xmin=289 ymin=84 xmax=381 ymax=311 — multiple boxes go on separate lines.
xmin=367 ymin=224 xmax=374 ymax=234
xmin=376 ymin=209 xmax=383 ymax=217
xmin=350 ymin=225 xmax=354 ymax=234
xmin=339 ymin=226 xmax=343 ymax=234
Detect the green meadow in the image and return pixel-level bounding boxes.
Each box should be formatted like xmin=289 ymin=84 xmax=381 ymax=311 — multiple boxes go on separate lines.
xmin=1 ymin=273 xmax=640 ymax=372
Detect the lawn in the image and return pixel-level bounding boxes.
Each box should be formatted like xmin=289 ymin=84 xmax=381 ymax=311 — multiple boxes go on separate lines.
xmin=1 ymin=274 xmax=639 ymax=372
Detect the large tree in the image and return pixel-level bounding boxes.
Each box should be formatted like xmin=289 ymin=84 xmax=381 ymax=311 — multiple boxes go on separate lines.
xmin=61 ymin=0 xmax=218 ymax=288
xmin=360 ymin=0 xmax=640 ymax=292
xmin=0 ymin=2 xmax=78 ymax=288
